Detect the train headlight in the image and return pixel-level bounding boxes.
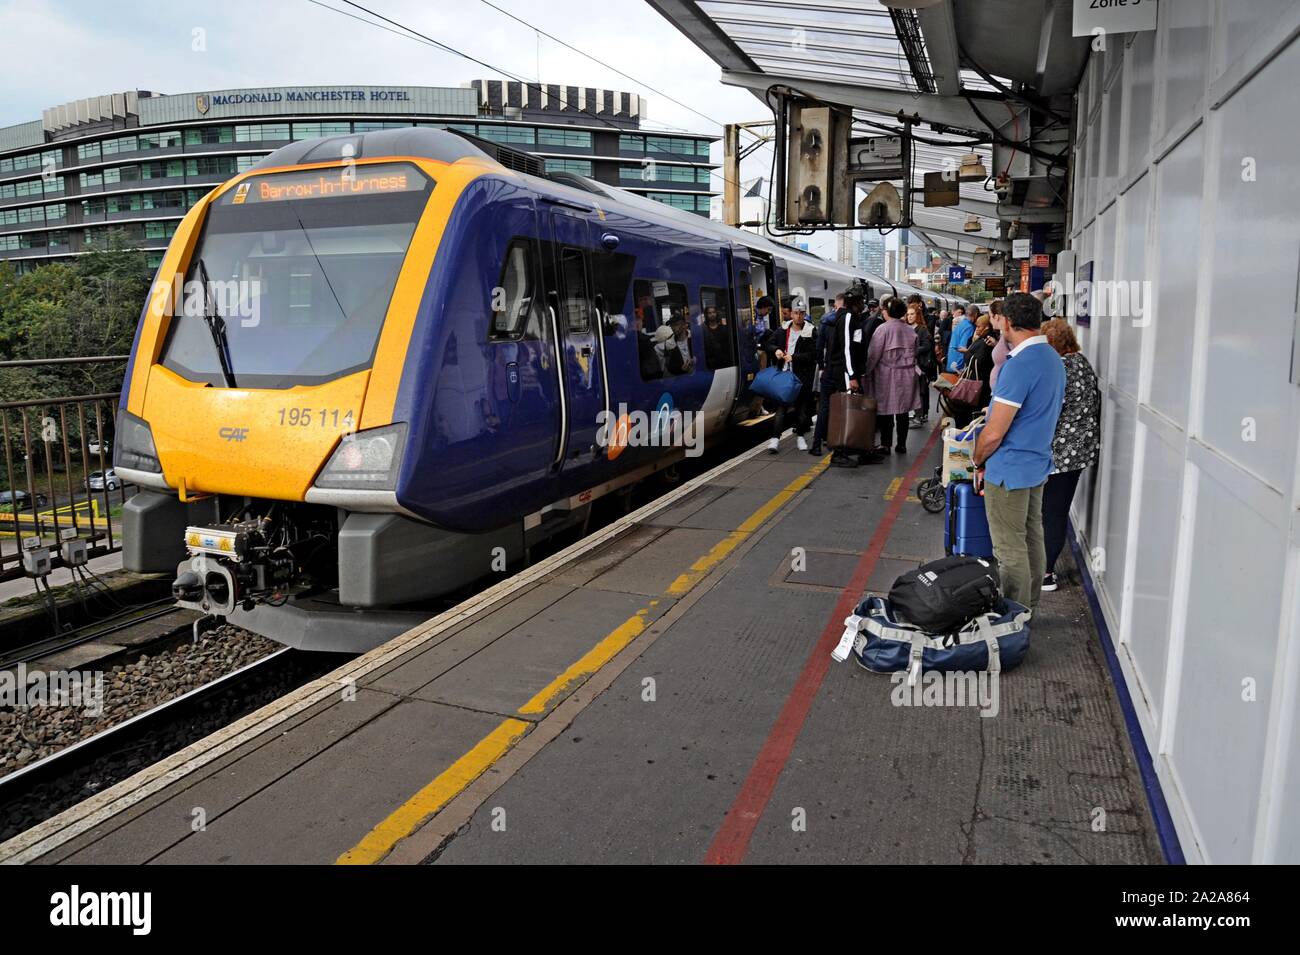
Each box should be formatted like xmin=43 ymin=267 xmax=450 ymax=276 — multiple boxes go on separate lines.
xmin=314 ymin=423 xmax=407 ymax=491
xmin=115 ymin=409 xmax=161 ymax=472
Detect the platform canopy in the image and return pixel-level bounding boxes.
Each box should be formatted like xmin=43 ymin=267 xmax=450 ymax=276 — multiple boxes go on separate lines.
xmin=648 ymin=0 xmax=1090 ymax=250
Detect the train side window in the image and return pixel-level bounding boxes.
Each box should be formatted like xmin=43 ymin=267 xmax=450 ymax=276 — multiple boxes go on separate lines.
xmin=558 ymin=247 xmax=591 ymax=333
xmin=633 ymin=278 xmax=692 ymax=380
xmin=699 ymin=285 xmax=735 ymax=370
xmin=809 ymin=296 xmax=825 ymax=320
xmin=489 ymin=240 xmax=537 ymax=341
xmin=591 ymin=247 xmax=635 ymax=337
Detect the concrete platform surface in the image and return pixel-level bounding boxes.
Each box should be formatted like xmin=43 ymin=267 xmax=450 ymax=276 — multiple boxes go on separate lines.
xmin=0 ymin=426 xmax=1163 ymax=865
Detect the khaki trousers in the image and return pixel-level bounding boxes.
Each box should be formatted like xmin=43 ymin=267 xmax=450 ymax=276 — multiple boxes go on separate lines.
xmin=983 ymin=480 xmax=1046 ymax=612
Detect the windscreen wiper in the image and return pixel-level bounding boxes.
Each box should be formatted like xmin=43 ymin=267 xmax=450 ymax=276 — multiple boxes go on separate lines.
xmin=196 ymin=258 xmax=238 ymax=388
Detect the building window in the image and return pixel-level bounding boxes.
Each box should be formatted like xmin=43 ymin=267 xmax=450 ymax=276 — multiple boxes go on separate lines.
xmin=144 ymin=220 xmax=178 ymax=240
xmin=538 ymin=128 xmax=593 ymax=149
xmin=184 ymin=126 xmax=235 ymax=145
xmin=477 ymin=125 xmax=536 ymax=145
xmin=619 ymin=134 xmax=643 ymax=154
xmin=292 ymin=122 xmax=351 ymax=140
xmin=235 ymin=123 xmax=291 ymax=141
xmin=352 ymin=121 xmax=413 ymax=132
xmin=77 ymin=142 xmax=103 ymax=162
xmin=544 ymin=159 xmax=593 ymax=176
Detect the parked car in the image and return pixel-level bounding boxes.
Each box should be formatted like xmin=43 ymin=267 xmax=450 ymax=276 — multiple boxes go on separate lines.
xmin=88 ymin=469 xmax=121 ymax=491
xmin=88 ymin=437 xmax=111 ymax=455
xmin=0 ymin=489 xmax=49 ymax=511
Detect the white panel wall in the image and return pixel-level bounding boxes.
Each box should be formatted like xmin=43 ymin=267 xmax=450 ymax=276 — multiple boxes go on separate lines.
xmin=1068 ymin=3 xmax=1300 ymax=863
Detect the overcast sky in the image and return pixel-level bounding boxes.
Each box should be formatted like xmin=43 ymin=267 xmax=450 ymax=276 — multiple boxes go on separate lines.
xmin=0 ymin=0 xmax=766 ymax=135
xmin=0 ymin=0 xmax=855 ymax=255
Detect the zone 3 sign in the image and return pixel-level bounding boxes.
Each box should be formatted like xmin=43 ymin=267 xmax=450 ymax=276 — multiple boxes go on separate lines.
xmin=1072 ymin=0 xmax=1157 ymax=37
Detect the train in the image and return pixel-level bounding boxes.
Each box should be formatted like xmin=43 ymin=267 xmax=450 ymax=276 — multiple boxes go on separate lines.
xmin=114 ymin=126 xmax=967 ymax=651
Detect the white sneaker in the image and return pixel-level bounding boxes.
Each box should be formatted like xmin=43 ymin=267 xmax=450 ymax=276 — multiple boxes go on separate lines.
xmin=796 ymin=436 xmax=808 ymax=451
xmin=767 ymin=437 xmax=780 ymax=453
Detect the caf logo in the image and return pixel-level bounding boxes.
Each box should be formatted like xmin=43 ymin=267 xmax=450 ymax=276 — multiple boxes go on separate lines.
xmin=195 ymin=94 xmax=210 ymax=115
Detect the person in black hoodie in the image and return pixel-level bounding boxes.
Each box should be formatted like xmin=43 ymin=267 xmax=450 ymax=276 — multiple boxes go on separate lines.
xmin=823 ymin=293 xmax=880 ymax=467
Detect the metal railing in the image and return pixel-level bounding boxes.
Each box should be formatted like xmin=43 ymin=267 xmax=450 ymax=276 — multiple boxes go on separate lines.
xmin=0 ymin=356 xmax=130 ymax=583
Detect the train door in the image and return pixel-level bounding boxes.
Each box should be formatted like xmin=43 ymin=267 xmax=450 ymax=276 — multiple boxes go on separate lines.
xmin=543 ymin=207 xmax=607 ymax=475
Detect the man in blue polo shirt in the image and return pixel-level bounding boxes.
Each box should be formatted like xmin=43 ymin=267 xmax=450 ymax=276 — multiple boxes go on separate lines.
xmin=945 ymin=305 xmax=975 ymax=372
xmin=972 ymin=293 xmax=1065 ymax=612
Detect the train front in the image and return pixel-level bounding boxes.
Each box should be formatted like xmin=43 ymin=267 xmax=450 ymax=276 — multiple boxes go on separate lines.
xmin=115 ymin=134 xmax=495 ymax=643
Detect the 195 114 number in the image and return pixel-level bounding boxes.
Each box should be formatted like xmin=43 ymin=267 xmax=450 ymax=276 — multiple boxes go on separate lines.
xmin=278 ymin=407 xmax=355 ymax=430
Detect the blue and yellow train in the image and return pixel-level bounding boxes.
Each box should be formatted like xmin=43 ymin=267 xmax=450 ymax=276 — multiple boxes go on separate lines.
xmin=114 ymin=127 xmax=964 ymax=650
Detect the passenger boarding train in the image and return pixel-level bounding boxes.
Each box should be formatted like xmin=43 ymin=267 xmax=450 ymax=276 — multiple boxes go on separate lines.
xmin=114 ymin=127 xmax=966 ymax=650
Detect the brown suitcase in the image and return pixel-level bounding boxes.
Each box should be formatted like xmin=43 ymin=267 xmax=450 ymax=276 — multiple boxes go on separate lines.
xmin=827 ymin=392 xmax=877 ymax=451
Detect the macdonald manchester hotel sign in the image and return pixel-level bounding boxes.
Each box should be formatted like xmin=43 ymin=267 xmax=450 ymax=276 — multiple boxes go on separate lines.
xmin=138 ymin=85 xmax=479 ymax=124
xmin=199 ymin=88 xmax=414 ymax=110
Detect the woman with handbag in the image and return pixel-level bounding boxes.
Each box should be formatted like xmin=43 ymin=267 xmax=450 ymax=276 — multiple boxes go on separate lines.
xmin=949 ymin=311 xmax=997 ymax=428
xmin=762 ymin=300 xmax=817 ymax=452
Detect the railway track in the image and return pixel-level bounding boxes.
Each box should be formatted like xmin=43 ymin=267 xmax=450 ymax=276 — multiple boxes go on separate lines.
xmin=0 ymin=643 xmax=348 ymax=842
xmin=0 ymin=600 xmax=185 ymax=670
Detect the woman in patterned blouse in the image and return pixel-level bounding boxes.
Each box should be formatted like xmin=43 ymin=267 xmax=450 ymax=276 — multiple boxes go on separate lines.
xmin=1039 ymin=319 xmax=1101 ymax=591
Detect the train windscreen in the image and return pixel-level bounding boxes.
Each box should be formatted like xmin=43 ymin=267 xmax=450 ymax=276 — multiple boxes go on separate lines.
xmin=160 ymin=162 xmax=433 ymax=389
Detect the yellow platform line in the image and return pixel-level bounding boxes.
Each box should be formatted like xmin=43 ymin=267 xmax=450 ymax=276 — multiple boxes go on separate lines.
xmin=337 ymin=450 xmax=829 ymax=864
xmin=337 ymin=718 xmax=530 ymax=865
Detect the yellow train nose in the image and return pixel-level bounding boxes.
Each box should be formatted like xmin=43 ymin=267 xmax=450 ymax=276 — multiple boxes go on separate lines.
xmin=144 ymin=365 xmax=370 ymax=501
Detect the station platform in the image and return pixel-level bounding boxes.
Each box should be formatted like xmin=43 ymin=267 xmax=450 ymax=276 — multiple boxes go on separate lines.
xmin=0 ymin=425 xmax=1164 ymax=865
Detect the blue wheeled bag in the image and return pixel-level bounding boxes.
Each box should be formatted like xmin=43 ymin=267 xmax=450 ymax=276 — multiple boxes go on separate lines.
xmin=834 ymin=595 xmax=1031 ymax=683
xmin=750 ymin=366 xmax=802 ymax=406
xmin=945 ymin=480 xmax=994 ymax=558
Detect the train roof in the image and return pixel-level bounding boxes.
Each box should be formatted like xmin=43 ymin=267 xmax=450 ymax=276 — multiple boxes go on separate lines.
xmin=250 ymin=127 xmax=967 ymax=307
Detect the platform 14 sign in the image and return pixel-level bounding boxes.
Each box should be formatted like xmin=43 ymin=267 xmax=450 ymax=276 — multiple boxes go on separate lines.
xmin=1073 ymin=0 xmax=1157 ymax=37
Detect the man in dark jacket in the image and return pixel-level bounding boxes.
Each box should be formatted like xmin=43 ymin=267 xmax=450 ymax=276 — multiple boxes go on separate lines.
xmin=810 ymin=292 xmax=844 ymax=455
xmin=823 ymin=293 xmax=878 ymax=467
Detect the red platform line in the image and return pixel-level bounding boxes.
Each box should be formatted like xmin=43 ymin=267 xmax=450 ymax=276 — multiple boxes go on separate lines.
xmin=703 ymin=425 xmax=945 ymax=865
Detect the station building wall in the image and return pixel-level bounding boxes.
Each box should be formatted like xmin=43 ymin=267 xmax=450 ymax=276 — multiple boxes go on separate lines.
xmin=1068 ymin=0 xmax=1300 ymax=863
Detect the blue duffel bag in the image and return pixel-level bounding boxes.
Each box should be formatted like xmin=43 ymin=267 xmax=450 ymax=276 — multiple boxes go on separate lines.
xmin=832 ymin=595 xmax=1031 ymax=684
xmin=750 ymin=366 xmax=802 ymax=405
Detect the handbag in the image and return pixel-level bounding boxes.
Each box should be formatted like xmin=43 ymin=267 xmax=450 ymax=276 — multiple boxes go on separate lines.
xmin=750 ymin=365 xmax=802 ymax=406
xmin=948 ymin=360 xmax=982 ymax=406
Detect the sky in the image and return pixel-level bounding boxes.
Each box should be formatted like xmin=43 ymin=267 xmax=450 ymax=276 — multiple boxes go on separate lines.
xmin=0 ymin=0 xmax=911 ymax=259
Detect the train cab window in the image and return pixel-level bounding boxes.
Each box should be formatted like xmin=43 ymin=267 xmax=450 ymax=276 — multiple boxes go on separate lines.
xmin=558 ymin=248 xmax=591 ymax=333
xmin=633 ymin=278 xmax=693 ymax=380
xmin=489 ymin=239 xmax=542 ymax=341
xmin=699 ymin=285 xmax=735 ymax=370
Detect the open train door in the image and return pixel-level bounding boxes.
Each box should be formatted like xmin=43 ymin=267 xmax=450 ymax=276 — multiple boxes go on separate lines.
xmin=728 ymin=245 xmax=760 ymax=399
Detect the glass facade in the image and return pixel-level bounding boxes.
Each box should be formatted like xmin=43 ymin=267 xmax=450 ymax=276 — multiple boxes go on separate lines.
xmin=0 ymin=104 xmax=716 ymax=269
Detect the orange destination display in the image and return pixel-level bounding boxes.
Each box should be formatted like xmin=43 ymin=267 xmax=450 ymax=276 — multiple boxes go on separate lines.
xmin=222 ymin=162 xmax=428 ymax=205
